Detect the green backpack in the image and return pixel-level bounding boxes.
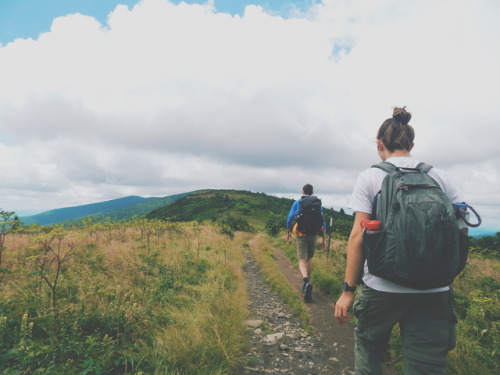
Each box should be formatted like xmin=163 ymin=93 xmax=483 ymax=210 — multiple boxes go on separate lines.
xmin=363 ymin=161 xmax=468 ymax=289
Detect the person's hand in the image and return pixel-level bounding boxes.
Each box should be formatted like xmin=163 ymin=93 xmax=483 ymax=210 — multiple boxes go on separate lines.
xmin=334 ymin=292 xmax=355 ymax=325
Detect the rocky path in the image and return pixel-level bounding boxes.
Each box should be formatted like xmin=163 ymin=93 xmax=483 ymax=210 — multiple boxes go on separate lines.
xmin=237 ymin=245 xmax=400 ymax=375
xmin=237 ymin=249 xmax=356 ymax=375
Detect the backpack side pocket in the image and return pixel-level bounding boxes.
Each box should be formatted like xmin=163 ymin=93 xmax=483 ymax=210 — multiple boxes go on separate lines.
xmin=363 ymin=230 xmax=387 ymax=277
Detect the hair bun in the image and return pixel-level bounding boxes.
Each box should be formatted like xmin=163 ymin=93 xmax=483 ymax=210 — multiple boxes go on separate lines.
xmin=393 ymin=106 xmax=411 ymax=125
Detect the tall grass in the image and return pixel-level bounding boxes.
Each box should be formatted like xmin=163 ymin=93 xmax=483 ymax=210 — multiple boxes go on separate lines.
xmin=446 ymin=258 xmax=499 ymax=374
xmin=0 ymin=221 xmax=249 ymax=374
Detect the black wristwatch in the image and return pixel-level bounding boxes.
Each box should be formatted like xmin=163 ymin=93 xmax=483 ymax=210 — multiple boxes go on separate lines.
xmin=342 ymin=281 xmax=356 ymax=293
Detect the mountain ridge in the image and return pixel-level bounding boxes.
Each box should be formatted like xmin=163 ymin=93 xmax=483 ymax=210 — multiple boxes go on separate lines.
xmin=16 ymin=189 xmax=497 ymax=238
xmin=145 ymin=189 xmax=352 ymax=232
xmin=20 ymin=194 xmax=189 ymax=225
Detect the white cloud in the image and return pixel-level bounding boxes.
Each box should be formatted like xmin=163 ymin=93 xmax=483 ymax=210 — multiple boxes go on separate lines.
xmin=0 ymin=0 xmax=499 ymax=230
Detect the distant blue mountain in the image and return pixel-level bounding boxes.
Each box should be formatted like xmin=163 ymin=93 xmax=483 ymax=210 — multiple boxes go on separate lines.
xmin=20 ymin=195 xmax=161 ymax=225
xmin=469 ymin=226 xmax=498 ymax=238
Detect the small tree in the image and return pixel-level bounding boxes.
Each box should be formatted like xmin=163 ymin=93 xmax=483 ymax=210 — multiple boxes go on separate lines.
xmin=32 ymin=226 xmax=80 ymax=309
xmin=183 ymin=221 xmax=206 ymax=258
xmin=0 ymin=210 xmax=20 ymax=283
xmin=218 ymin=215 xmax=253 ymax=233
xmin=218 ymin=222 xmax=234 ymax=239
xmin=81 ymin=216 xmax=98 ymax=243
xmin=265 ymin=213 xmax=284 ymax=237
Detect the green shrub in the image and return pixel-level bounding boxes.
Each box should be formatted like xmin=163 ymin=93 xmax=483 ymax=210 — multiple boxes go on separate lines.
xmin=265 ymin=213 xmax=284 ymax=237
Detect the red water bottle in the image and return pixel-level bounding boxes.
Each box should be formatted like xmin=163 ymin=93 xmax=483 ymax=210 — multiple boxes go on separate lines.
xmin=360 ymin=220 xmax=381 ymax=232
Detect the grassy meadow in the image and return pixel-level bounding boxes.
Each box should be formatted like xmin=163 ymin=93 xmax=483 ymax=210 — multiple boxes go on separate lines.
xmin=0 ymin=210 xmax=498 ymax=375
xmin=0 ymin=220 xmax=252 ymax=374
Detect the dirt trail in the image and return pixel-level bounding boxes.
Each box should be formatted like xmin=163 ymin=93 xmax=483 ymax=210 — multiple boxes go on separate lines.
xmin=272 ymin=248 xmax=356 ymax=369
xmin=236 ymin=241 xmax=399 ymax=375
xmin=273 ymin=248 xmax=399 ymax=375
xmin=237 ymin=248 xmax=354 ymax=375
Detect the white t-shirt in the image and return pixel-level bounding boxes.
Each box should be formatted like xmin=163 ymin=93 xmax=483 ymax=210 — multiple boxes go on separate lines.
xmin=349 ymin=156 xmax=461 ymax=293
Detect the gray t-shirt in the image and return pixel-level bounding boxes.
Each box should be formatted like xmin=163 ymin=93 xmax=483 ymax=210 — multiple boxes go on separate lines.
xmin=349 ymin=156 xmax=461 ymax=293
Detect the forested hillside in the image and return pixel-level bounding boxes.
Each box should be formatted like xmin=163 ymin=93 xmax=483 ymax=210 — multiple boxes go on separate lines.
xmin=20 ymin=196 xmax=157 ymax=225
xmin=18 ymin=190 xmax=354 ymax=237
xmin=19 ymin=193 xmax=192 ymax=226
xmin=146 ymin=189 xmax=354 ymax=236
xmin=147 ymin=189 xmax=294 ymax=226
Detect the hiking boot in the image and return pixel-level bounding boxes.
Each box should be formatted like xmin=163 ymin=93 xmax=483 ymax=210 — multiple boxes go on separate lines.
xmin=302 ymin=282 xmax=308 ymax=294
xmin=304 ymin=283 xmax=313 ymax=302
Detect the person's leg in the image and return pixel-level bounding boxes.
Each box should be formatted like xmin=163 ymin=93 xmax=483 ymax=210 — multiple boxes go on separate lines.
xmin=303 ymin=236 xmax=316 ymax=301
xmin=303 ymin=259 xmax=313 ymax=302
xmin=296 ymin=237 xmax=311 ymax=296
xmin=353 ymin=285 xmax=402 ymax=375
xmin=298 ymin=259 xmax=309 ymax=279
xmin=305 ymin=258 xmax=312 ymax=279
xmin=296 ymin=236 xmax=309 ymax=280
xmin=300 ymin=235 xmax=316 ymax=278
xmin=400 ymin=291 xmax=456 ymax=375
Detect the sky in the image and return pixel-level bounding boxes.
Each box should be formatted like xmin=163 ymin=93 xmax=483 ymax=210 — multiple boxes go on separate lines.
xmin=0 ymin=0 xmax=499 ymax=233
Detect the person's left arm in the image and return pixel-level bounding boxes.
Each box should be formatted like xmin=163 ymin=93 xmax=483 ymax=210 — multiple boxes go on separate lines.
xmin=334 ymin=211 xmax=370 ymax=324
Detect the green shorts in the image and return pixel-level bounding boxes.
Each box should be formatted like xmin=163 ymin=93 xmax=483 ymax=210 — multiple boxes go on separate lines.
xmin=296 ymin=235 xmax=316 ymax=259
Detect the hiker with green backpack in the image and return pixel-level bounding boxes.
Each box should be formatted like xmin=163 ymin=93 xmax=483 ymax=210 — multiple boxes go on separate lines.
xmin=287 ymin=184 xmax=326 ymax=302
xmin=334 ymin=107 xmax=480 ymax=375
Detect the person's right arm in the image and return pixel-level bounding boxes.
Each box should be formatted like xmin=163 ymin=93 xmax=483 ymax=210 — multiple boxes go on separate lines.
xmin=334 ymin=211 xmax=370 ymax=324
xmin=286 ymin=200 xmax=299 ymax=240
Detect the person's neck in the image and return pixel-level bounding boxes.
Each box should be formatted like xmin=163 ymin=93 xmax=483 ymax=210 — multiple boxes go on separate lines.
xmin=380 ymin=149 xmax=411 ymax=161
xmin=388 ymin=150 xmax=411 ymax=158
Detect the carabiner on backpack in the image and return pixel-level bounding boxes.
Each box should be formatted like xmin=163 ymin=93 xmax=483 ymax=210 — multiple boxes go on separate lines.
xmin=453 ymin=202 xmax=482 ymax=228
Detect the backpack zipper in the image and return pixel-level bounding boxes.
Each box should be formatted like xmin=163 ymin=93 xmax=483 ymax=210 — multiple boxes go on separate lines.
xmin=398 ymin=184 xmax=439 ymax=191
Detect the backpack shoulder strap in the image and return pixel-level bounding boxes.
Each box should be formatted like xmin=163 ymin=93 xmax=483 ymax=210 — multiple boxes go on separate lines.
xmin=416 ymin=162 xmax=433 ymax=173
xmin=371 ymin=161 xmax=397 ymax=174
xmin=369 ymin=163 xmax=395 ymax=221
xmin=373 ymin=161 xmax=434 ymax=174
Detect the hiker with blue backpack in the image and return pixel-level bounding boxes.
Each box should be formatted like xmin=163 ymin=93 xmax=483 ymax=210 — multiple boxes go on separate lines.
xmin=287 ymin=184 xmax=326 ymax=302
xmin=334 ymin=107 xmax=480 ymax=375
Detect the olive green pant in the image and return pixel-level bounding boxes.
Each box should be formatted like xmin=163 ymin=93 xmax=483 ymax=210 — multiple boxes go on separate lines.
xmin=296 ymin=235 xmax=316 ymax=259
xmin=353 ymin=285 xmax=457 ymax=375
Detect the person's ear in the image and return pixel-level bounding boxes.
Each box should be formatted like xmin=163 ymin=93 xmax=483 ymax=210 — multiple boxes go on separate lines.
xmin=377 ymin=139 xmax=384 ymax=152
